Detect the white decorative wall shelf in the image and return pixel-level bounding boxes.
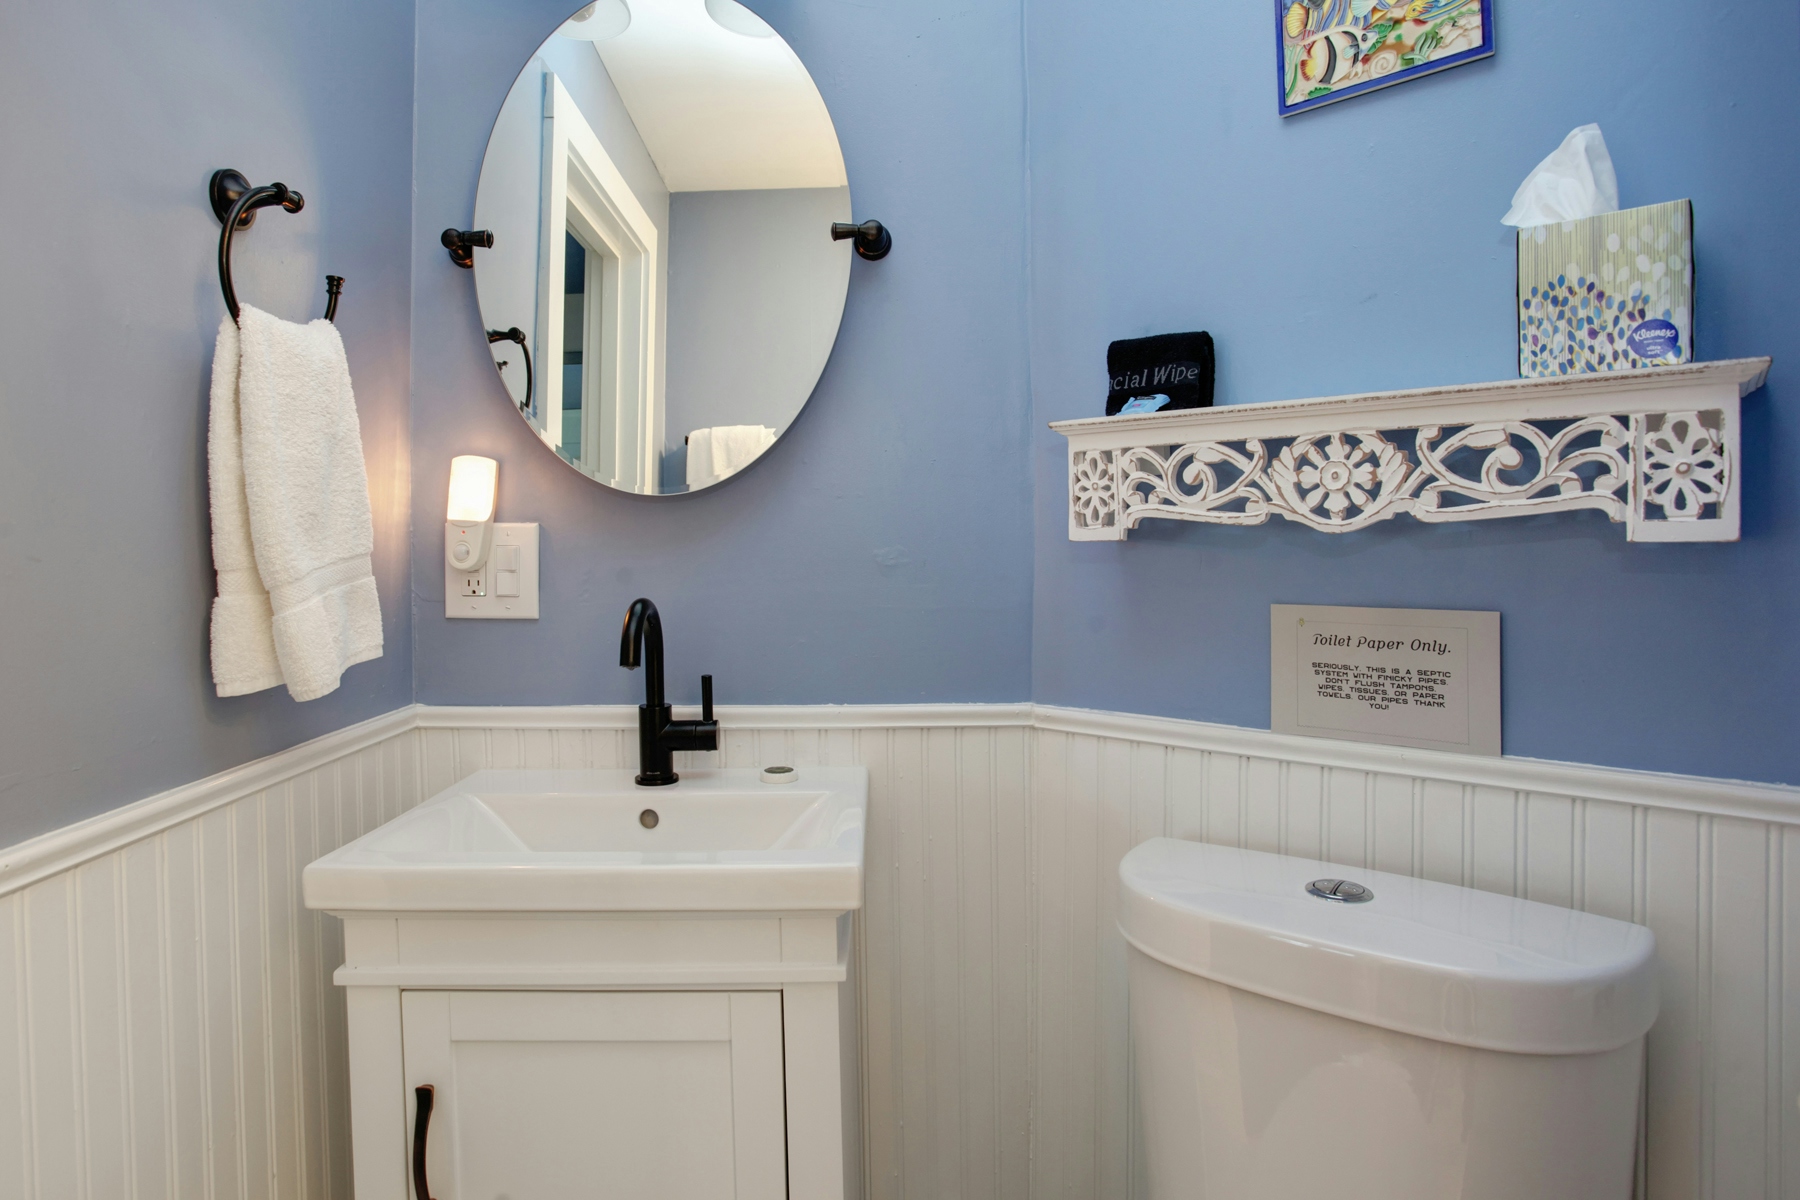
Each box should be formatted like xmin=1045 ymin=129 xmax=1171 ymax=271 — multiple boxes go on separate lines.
xmin=1052 ymin=358 xmax=1770 ymax=543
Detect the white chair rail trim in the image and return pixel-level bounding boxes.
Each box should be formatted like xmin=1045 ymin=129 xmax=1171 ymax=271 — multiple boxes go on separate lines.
xmin=412 ymin=702 xmax=1037 ymax=731
xmin=1034 ymin=704 xmax=1800 ymax=825
xmin=0 ymin=705 xmax=417 ymax=898
xmin=5 ymin=700 xmax=1794 ymax=897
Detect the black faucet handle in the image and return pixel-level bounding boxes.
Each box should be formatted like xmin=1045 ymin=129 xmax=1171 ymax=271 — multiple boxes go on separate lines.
xmin=701 ymin=674 xmax=713 ymax=722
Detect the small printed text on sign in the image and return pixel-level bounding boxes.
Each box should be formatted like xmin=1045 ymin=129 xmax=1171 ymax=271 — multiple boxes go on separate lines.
xmin=1311 ymin=662 xmax=1452 ymax=712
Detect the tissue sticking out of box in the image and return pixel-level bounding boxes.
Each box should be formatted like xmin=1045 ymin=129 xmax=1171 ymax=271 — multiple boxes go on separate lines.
xmin=1501 ymin=124 xmax=1621 ymax=227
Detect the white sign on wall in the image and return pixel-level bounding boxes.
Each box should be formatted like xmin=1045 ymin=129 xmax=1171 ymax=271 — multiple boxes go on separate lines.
xmin=1271 ymin=604 xmax=1501 ymax=756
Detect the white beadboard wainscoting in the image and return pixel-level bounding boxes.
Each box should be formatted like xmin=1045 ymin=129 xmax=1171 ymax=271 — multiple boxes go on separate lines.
xmin=0 ymin=708 xmax=420 ymax=1200
xmin=1025 ymin=708 xmax=1800 ymax=1200
xmin=2 ymin=703 xmax=1795 ymax=1200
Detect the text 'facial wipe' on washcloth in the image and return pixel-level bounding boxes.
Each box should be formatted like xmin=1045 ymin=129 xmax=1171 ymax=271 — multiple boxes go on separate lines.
xmin=1500 ymin=124 xmax=1621 ymax=227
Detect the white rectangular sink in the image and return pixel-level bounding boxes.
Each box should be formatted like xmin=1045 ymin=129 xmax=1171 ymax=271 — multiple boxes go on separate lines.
xmin=303 ymin=767 xmax=866 ymax=913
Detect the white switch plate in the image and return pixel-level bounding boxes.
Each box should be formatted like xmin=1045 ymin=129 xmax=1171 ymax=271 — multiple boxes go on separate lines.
xmin=446 ymin=523 xmax=540 ymax=619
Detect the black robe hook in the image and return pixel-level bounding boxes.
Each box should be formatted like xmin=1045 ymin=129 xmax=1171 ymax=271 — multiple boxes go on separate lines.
xmin=210 ymin=168 xmax=342 ymax=323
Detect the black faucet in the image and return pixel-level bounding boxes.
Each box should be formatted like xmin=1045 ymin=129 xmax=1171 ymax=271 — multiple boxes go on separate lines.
xmin=618 ymin=598 xmax=718 ymax=786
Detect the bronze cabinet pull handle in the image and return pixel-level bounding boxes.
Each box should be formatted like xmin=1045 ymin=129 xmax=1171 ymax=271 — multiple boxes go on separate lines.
xmin=412 ymin=1085 xmax=437 ymax=1200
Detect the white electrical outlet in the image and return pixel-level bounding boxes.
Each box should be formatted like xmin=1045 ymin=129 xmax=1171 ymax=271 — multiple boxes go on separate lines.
xmin=446 ymin=523 xmax=539 ymax=619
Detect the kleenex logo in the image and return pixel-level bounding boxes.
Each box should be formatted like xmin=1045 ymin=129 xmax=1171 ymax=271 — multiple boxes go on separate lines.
xmin=1626 ymin=319 xmax=1681 ymax=362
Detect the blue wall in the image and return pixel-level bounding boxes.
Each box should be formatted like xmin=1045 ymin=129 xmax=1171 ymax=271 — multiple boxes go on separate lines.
xmin=1026 ymin=0 xmax=1799 ymax=783
xmin=10 ymin=0 xmax=1795 ymax=855
xmin=665 ymin=186 xmax=851 ymax=463
xmin=0 ymin=0 xmax=417 ymax=847
xmin=410 ymin=0 xmax=1035 ymax=708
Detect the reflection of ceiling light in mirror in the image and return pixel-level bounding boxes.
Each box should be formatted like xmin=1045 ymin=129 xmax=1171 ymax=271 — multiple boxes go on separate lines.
xmin=559 ymin=0 xmax=630 ymax=41
xmin=704 ymin=0 xmax=776 ymax=38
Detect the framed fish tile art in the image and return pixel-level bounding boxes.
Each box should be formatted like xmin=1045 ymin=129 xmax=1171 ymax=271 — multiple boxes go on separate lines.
xmin=1277 ymin=0 xmax=1494 ymax=116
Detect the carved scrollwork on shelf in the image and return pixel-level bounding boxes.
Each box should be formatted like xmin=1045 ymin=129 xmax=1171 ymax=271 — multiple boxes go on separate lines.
xmin=1082 ymin=416 xmax=1663 ymax=538
xmin=1266 ymin=431 xmax=1414 ymax=531
xmin=1639 ymin=411 xmax=1727 ymax=522
xmin=1410 ymin=417 xmax=1632 ymax=524
xmin=1116 ymin=440 xmax=1270 ymax=526
xmin=1056 ymin=361 xmax=1767 ymax=544
xmin=1070 ymin=449 xmax=1120 ymax=535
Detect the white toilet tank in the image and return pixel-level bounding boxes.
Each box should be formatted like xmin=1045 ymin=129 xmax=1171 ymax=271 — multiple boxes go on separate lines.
xmin=1122 ymin=838 xmax=1658 ymax=1200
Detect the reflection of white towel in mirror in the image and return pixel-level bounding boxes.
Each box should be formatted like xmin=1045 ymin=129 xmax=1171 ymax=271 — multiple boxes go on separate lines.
xmin=686 ymin=424 xmax=776 ymax=489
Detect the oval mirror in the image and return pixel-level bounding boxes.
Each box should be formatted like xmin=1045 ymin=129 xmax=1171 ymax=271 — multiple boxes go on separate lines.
xmin=473 ymin=0 xmax=851 ymax=494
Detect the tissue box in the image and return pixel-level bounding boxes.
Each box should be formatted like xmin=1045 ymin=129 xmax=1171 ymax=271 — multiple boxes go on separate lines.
xmin=1517 ymin=199 xmax=1693 ymax=377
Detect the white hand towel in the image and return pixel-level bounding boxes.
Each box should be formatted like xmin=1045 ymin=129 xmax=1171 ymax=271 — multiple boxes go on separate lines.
xmin=208 ymin=317 xmax=284 ymax=696
xmin=712 ymin=424 xmax=775 ymax=478
xmin=685 ymin=427 xmax=716 ymax=489
xmin=684 ymin=425 xmax=774 ymax=488
xmin=208 ymin=305 xmax=382 ymax=701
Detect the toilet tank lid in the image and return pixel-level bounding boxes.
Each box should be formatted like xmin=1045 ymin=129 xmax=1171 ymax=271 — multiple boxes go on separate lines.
xmin=1119 ymin=839 xmax=1658 ymax=1055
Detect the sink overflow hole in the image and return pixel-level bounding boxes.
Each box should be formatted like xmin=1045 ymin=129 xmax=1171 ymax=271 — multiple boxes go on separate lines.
xmin=639 ymin=809 xmax=659 ymax=829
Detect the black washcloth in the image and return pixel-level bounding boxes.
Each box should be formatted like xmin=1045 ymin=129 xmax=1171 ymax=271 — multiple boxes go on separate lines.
xmin=1105 ymin=331 xmax=1214 ymax=415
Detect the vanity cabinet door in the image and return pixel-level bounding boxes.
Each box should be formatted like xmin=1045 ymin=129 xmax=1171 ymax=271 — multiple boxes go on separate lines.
xmin=401 ymin=990 xmax=787 ymax=1200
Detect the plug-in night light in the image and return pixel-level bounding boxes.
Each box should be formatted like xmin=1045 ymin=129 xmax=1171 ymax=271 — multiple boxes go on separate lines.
xmin=446 ymin=455 xmax=498 ymax=572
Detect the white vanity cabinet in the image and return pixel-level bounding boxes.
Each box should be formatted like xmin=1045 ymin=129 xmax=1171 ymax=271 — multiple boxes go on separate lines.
xmin=338 ymin=914 xmax=861 ymax=1200
xmin=302 ymin=767 xmax=869 ymax=1200
xmin=402 ymin=990 xmax=788 ymax=1200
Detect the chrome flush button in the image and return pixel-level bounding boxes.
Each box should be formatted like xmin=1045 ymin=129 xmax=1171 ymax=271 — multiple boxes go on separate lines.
xmin=1307 ymin=878 xmax=1374 ymax=903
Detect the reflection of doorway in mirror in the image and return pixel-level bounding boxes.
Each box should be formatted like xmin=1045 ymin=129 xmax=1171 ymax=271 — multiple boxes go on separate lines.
xmin=561 ymin=232 xmax=584 ymax=464
xmin=560 ymin=230 xmax=611 ymax=469
xmin=537 ymin=72 xmax=661 ymax=492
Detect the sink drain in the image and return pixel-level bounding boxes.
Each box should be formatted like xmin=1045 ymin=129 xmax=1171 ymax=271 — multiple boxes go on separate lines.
xmin=639 ymin=809 xmax=659 ymax=829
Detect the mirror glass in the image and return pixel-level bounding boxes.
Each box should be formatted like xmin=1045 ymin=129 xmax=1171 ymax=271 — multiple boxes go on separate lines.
xmin=474 ymin=0 xmax=851 ymax=494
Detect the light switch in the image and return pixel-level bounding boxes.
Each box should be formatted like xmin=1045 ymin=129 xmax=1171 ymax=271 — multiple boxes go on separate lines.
xmin=494 ymin=544 xmax=521 ymax=597
xmin=446 ymin=523 xmax=539 ymax=619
